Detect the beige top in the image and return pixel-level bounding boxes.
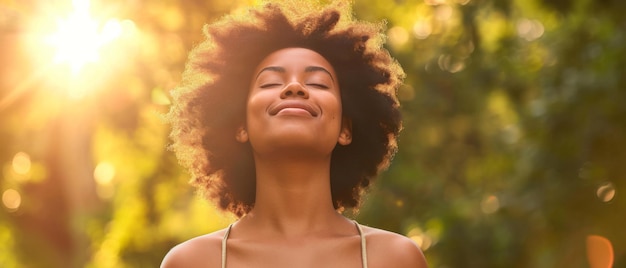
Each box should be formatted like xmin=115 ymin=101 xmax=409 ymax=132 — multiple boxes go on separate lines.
xmin=221 ymin=221 xmax=368 ymax=268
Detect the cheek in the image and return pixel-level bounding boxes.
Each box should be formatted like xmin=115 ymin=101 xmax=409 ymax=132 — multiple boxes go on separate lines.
xmin=245 ymin=92 xmax=269 ymax=128
xmin=325 ymin=94 xmax=343 ymax=118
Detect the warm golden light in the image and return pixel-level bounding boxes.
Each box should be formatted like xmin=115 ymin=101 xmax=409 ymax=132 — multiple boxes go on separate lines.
xmin=94 ymin=162 xmax=116 ymax=185
xmin=12 ymin=152 xmax=31 ymax=175
xmin=516 ymin=19 xmax=545 ymax=42
xmin=413 ymin=19 xmax=433 ymax=39
xmin=387 ymin=26 xmax=409 ymax=48
xmin=2 ymin=189 xmax=22 ymax=211
xmin=46 ymin=0 xmax=123 ymax=75
xmin=424 ymin=0 xmax=446 ymax=5
xmin=434 ymin=5 xmax=453 ymax=21
xmin=407 ymin=227 xmax=434 ymax=251
xmin=94 ymin=162 xmax=116 ymax=199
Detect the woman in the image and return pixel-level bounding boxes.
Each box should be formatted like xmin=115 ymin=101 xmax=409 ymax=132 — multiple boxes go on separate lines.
xmin=162 ymin=1 xmax=428 ymax=267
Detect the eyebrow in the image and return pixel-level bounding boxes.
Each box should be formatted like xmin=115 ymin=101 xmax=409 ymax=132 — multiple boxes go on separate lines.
xmin=255 ymin=66 xmax=335 ymax=82
xmin=304 ymin=66 xmax=335 ymax=82
xmin=256 ymin=66 xmax=285 ymax=79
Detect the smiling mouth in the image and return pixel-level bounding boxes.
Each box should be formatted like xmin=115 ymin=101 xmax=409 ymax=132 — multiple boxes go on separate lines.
xmin=269 ymin=101 xmax=318 ymax=117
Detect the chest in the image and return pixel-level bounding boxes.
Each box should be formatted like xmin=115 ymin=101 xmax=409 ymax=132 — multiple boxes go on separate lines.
xmin=223 ymin=236 xmax=365 ymax=268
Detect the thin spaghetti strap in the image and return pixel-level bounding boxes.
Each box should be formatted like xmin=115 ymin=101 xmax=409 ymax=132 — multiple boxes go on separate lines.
xmin=354 ymin=221 xmax=368 ymax=268
xmin=222 ymin=222 xmax=366 ymax=268
xmin=221 ymin=224 xmax=233 ymax=268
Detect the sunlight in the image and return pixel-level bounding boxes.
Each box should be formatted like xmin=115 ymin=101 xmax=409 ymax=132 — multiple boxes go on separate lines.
xmin=46 ymin=0 xmax=123 ymax=75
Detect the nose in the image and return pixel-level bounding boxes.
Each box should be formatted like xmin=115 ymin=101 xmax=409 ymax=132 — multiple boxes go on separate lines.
xmin=280 ymin=82 xmax=309 ymax=99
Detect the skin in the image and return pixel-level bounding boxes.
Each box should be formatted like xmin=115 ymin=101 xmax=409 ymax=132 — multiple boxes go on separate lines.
xmin=161 ymin=48 xmax=428 ymax=268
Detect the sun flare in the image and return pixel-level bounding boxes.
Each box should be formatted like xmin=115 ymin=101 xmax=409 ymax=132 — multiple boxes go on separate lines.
xmin=46 ymin=0 xmax=123 ymax=75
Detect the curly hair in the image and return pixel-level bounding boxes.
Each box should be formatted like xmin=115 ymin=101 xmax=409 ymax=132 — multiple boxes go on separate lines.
xmin=167 ymin=1 xmax=404 ymax=217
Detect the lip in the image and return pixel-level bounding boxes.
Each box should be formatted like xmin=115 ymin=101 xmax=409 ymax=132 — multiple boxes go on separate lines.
xmin=269 ymin=101 xmax=319 ymax=117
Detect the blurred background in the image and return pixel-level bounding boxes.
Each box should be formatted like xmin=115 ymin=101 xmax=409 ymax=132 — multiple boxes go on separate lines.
xmin=1 ymin=0 xmax=624 ymax=267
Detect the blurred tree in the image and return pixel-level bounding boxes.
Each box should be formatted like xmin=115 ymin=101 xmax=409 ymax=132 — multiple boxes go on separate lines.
xmin=354 ymin=0 xmax=626 ymax=267
xmin=0 ymin=0 xmax=624 ymax=267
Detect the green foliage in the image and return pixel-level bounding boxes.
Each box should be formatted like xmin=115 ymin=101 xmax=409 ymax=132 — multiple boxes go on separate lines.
xmin=355 ymin=0 xmax=625 ymax=267
xmin=0 ymin=0 xmax=624 ymax=267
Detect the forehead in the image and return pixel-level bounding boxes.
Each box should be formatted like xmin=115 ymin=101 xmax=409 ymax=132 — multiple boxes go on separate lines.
xmin=254 ymin=47 xmax=336 ymax=74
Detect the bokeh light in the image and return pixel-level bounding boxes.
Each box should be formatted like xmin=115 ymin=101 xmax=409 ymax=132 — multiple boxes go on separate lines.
xmin=434 ymin=5 xmax=453 ymax=21
xmin=413 ymin=19 xmax=433 ymax=39
xmin=408 ymin=226 xmax=434 ymax=251
xmin=438 ymin=54 xmax=465 ymax=73
xmin=2 ymin=189 xmax=22 ymax=211
xmin=516 ymin=19 xmax=545 ymax=41
xmin=94 ymin=162 xmax=115 ymax=185
xmin=481 ymin=195 xmax=500 ymax=214
xmin=586 ymin=235 xmax=614 ymax=268
xmin=11 ymin=152 xmax=31 ymax=175
xmin=387 ymin=26 xmax=409 ymax=48
xmin=94 ymin=162 xmax=116 ymax=200
xmin=596 ymin=182 xmax=616 ymax=203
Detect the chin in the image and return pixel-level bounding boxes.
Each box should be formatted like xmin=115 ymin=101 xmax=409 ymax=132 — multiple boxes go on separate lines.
xmin=253 ymin=135 xmax=336 ymax=156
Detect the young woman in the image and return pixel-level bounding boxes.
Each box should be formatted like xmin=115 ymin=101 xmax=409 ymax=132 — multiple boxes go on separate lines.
xmin=162 ymin=1 xmax=428 ymax=267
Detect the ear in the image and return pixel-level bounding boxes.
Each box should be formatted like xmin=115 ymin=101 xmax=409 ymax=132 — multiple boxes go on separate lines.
xmin=337 ymin=117 xmax=352 ymax=146
xmin=235 ymin=125 xmax=248 ymax=143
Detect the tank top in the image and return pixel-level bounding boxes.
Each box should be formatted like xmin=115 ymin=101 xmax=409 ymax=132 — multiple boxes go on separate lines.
xmin=221 ymin=221 xmax=368 ymax=268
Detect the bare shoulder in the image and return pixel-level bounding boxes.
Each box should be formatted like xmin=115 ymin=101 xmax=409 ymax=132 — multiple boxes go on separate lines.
xmin=160 ymin=228 xmax=227 ymax=268
xmin=360 ymin=225 xmax=429 ymax=268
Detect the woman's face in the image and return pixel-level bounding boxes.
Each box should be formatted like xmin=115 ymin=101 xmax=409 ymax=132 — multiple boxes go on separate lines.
xmin=239 ymin=47 xmax=351 ymax=156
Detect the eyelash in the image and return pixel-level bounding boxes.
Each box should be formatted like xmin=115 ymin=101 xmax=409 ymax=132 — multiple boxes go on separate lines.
xmin=260 ymin=83 xmax=281 ymax=89
xmin=307 ymin=83 xmax=329 ymax=89
xmin=259 ymin=83 xmax=329 ymax=89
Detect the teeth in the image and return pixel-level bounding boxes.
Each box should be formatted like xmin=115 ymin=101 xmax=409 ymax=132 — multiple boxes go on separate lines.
xmin=278 ymin=108 xmax=313 ymax=116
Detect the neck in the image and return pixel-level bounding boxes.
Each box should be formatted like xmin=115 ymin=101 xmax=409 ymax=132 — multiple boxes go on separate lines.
xmin=244 ymin=153 xmax=344 ymax=236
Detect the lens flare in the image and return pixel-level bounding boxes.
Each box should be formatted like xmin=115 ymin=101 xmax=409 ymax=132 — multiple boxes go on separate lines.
xmin=46 ymin=0 xmax=123 ymax=75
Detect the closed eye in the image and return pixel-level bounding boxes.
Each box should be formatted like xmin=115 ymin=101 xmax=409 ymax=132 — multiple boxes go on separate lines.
xmin=260 ymin=83 xmax=282 ymax=89
xmin=306 ymin=83 xmax=329 ymax=89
